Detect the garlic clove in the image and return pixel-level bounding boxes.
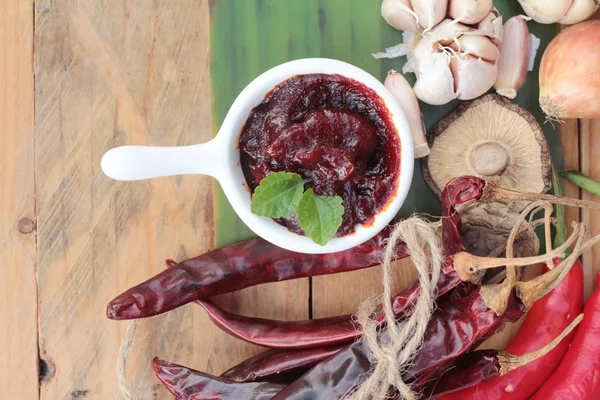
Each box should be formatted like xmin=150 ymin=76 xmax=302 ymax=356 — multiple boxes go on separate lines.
xmin=428 ymin=18 xmax=473 ymax=46
xmin=558 ymin=0 xmax=599 ymax=25
xmin=494 ymin=17 xmax=531 ymax=99
xmin=449 ymin=35 xmax=499 ymax=62
xmin=384 ymin=71 xmax=430 ymax=158
xmin=412 ymin=38 xmax=457 ymax=105
xmin=449 ymin=0 xmax=494 ymax=25
xmin=517 ymin=0 xmax=573 ymax=24
xmin=410 ymin=0 xmax=448 ymax=30
xmin=451 ymin=54 xmax=498 ymax=100
xmin=381 ymin=0 xmax=422 ymax=32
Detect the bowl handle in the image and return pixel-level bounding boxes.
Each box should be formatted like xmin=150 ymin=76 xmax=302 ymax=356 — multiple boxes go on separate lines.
xmin=101 ymin=139 xmax=226 ymax=181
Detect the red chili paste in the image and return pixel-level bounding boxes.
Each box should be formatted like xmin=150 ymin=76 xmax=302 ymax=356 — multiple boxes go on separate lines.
xmin=239 ymin=74 xmax=401 ymax=236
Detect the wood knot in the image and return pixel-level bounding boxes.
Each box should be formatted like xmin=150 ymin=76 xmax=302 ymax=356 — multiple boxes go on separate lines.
xmin=17 ymin=218 xmax=36 ymax=234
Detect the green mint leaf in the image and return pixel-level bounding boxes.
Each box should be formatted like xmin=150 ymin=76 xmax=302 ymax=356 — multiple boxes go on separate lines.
xmin=251 ymin=172 xmax=305 ymax=218
xmin=297 ymin=189 xmax=344 ymax=246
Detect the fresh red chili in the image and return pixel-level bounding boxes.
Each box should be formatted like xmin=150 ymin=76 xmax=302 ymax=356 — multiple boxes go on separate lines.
xmin=153 ymin=358 xmax=285 ymax=400
xmin=220 ymin=346 xmax=343 ymax=384
xmin=107 ymin=229 xmax=408 ymax=320
xmin=530 ymin=272 xmax=600 ymax=400
xmin=191 ymin=176 xmax=486 ymax=350
xmin=431 ymin=259 xmax=583 ymax=399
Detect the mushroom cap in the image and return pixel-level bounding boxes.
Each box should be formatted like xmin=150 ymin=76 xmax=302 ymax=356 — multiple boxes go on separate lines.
xmin=422 ymin=94 xmax=551 ymax=197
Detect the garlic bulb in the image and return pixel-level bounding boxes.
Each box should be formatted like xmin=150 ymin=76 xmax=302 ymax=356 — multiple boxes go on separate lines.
xmin=410 ymin=0 xmax=448 ymax=30
xmin=494 ymin=17 xmax=530 ymax=99
xmin=376 ymin=0 xmax=503 ymax=105
xmin=449 ymin=0 xmax=493 ymax=25
xmin=381 ymin=0 xmax=422 ymax=32
xmin=559 ymin=0 xmax=599 ymax=25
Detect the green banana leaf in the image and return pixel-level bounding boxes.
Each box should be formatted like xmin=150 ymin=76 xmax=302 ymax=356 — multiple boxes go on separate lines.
xmin=210 ymin=0 xmax=563 ymax=248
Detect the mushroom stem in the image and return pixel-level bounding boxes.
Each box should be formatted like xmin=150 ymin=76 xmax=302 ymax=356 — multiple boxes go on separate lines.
xmin=453 ymin=221 xmax=581 ymax=282
xmin=469 ymin=141 xmax=510 ymax=176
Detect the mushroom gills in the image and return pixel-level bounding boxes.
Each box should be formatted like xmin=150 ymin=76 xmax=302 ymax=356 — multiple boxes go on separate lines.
xmin=422 ymin=93 xmax=552 ymax=197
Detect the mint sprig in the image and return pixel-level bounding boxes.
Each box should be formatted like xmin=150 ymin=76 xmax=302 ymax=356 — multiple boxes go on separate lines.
xmin=251 ymin=172 xmax=345 ymax=245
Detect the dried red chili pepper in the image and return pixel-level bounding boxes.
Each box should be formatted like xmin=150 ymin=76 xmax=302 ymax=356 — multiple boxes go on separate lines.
xmin=220 ymin=346 xmax=343 ymax=384
xmin=270 ymin=246 xmax=585 ymax=400
xmin=530 ymin=271 xmax=600 ymax=400
xmin=191 ymin=176 xmax=486 ymax=350
xmin=153 ymin=358 xmax=285 ymax=400
xmin=107 ymin=230 xmax=408 ymax=320
xmin=440 ymin=175 xmax=486 ymax=255
xmin=195 ymin=260 xmax=465 ymax=350
xmin=270 ymin=284 xmax=525 ymax=400
xmin=435 ymin=259 xmax=583 ymax=400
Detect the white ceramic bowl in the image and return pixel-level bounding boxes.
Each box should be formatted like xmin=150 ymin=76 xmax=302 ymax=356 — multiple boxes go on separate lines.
xmin=101 ymin=58 xmax=414 ymax=253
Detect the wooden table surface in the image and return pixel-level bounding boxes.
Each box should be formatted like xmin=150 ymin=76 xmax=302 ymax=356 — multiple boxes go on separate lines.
xmin=1 ymin=1 xmax=599 ymax=399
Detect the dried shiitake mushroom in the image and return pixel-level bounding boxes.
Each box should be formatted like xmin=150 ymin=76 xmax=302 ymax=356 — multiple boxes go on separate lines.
xmin=423 ymin=94 xmax=550 ymax=266
xmin=422 ymin=94 xmax=552 ymax=197
xmin=460 ymin=201 xmax=540 ymax=258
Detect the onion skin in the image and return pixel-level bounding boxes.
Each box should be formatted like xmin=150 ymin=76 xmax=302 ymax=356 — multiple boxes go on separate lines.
xmin=539 ymin=20 xmax=600 ymax=120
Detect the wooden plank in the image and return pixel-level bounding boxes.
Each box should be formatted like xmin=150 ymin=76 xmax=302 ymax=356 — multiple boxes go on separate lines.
xmin=0 ymin=0 xmax=38 ymax=398
xmin=560 ymin=119 xmax=581 ymax=231
xmin=580 ymin=118 xmax=600 ymax=300
xmin=33 ymin=1 xmax=280 ymax=398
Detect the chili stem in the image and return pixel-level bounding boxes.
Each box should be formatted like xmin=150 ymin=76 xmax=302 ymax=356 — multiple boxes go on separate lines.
xmin=485 ymin=183 xmax=600 ymax=210
xmin=498 ymin=313 xmax=583 ymax=374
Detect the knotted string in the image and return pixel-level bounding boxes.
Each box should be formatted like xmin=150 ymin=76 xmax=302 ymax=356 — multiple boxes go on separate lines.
xmin=347 ymin=217 xmax=443 ymax=400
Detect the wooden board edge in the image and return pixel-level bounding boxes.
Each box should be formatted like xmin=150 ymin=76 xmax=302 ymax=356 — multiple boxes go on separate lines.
xmin=0 ymin=0 xmax=39 ymax=397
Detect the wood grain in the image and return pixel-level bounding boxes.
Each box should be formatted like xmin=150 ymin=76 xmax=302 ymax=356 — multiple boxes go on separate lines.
xmin=0 ymin=1 xmax=38 ymax=399
xmin=580 ymin=119 xmax=600 ymax=300
xmin=33 ymin=1 xmax=254 ymax=398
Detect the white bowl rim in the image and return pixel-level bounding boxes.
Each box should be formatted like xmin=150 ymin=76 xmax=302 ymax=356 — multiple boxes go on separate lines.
xmin=215 ymin=58 xmax=414 ymax=254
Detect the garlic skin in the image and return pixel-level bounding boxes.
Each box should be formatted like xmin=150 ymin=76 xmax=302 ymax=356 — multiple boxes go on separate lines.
xmin=451 ymin=54 xmax=498 ymax=100
xmin=517 ymin=0 xmax=573 ymax=24
xmin=494 ymin=16 xmax=530 ymax=99
xmin=410 ymin=0 xmax=448 ymax=30
xmin=449 ymin=35 xmax=499 ymax=62
xmin=384 ymin=71 xmax=430 ymax=158
xmin=474 ymin=7 xmax=503 ymax=45
xmin=559 ymin=0 xmax=599 ymax=25
xmin=381 ymin=0 xmax=422 ymax=32
xmin=449 ymin=0 xmax=493 ymax=25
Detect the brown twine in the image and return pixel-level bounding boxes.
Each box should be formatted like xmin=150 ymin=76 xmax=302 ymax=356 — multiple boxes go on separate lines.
xmin=347 ymin=217 xmax=444 ymax=400
xmin=117 ymin=320 xmax=140 ymax=400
